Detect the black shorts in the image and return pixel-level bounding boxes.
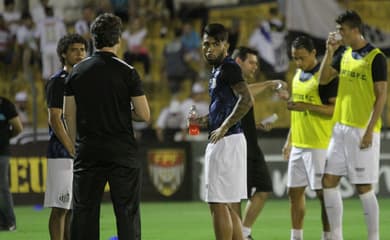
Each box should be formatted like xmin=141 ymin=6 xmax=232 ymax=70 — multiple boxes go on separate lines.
xmin=247 ymin=147 xmax=273 ymax=198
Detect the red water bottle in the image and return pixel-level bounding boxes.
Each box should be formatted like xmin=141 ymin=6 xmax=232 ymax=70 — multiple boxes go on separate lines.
xmin=188 ymin=105 xmax=200 ymax=136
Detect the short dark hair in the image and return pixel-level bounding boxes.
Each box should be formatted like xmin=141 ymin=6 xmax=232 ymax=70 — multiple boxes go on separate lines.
xmin=291 ymin=36 xmax=315 ymax=52
xmin=57 ymin=33 xmax=87 ymax=65
xmin=90 ymin=13 xmax=122 ymax=49
xmin=231 ymin=46 xmax=258 ymax=61
xmin=203 ymin=23 xmax=229 ymax=42
xmin=336 ymin=10 xmax=363 ymax=33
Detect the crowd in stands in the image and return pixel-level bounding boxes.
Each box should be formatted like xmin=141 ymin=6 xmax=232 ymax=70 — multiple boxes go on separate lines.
xmin=0 ymin=0 xmax=290 ymax=142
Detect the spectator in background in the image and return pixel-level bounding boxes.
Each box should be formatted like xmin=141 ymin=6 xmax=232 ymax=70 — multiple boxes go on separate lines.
xmin=3 ymin=0 xmax=21 ymax=37
xmin=0 ymin=96 xmax=23 ymax=231
xmin=14 ymin=91 xmax=29 ymax=127
xmin=74 ymin=5 xmax=95 ymax=56
xmin=180 ymin=82 xmax=208 ymax=118
xmin=0 ymin=14 xmax=14 ymax=68
xmin=228 ymin=18 xmax=240 ymax=55
xmin=35 ymin=7 xmax=67 ymax=81
xmin=163 ymin=27 xmax=197 ymax=94
xmin=31 ymin=0 xmax=62 ymax=24
xmin=248 ymin=6 xmax=289 ymax=80
xmin=181 ymin=21 xmax=201 ymax=62
xmin=156 ymin=98 xmax=185 ymax=142
xmin=109 ymin=0 xmax=133 ymax=22
xmin=122 ymin=17 xmax=151 ymax=81
xmin=16 ymin=12 xmax=38 ymax=78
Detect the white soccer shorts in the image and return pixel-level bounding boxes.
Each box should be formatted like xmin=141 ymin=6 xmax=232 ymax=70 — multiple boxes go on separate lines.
xmin=326 ymin=123 xmax=380 ymax=184
xmin=287 ymin=147 xmax=327 ymax=190
xmin=204 ymin=133 xmax=247 ymax=203
xmin=44 ymin=158 xmax=73 ymax=209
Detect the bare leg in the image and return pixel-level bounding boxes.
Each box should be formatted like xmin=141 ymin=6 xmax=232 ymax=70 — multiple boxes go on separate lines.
xmin=49 ymin=207 xmax=69 ymax=240
xmin=209 ymin=203 xmax=233 ymax=240
xmin=288 ymin=187 xmax=306 ymax=230
xmin=230 ymin=202 xmax=242 ymax=219
xmin=64 ymin=210 xmax=71 ymax=240
xmin=242 ymin=192 xmax=269 ymax=228
xmin=228 ymin=204 xmax=244 ymax=240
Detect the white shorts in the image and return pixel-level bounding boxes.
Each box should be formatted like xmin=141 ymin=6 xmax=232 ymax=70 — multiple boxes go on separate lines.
xmin=287 ymin=147 xmax=327 ymax=190
xmin=44 ymin=158 xmax=73 ymax=209
xmin=326 ymin=123 xmax=380 ymax=184
xmin=204 ymin=133 xmax=247 ymax=203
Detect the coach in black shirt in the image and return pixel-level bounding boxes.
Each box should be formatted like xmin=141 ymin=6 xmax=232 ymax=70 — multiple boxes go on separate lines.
xmin=63 ymin=13 xmax=150 ymax=240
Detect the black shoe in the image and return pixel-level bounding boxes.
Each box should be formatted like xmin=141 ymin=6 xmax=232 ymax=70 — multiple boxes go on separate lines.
xmin=246 ymin=235 xmax=254 ymax=240
xmin=0 ymin=224 xmax=16 ymax=231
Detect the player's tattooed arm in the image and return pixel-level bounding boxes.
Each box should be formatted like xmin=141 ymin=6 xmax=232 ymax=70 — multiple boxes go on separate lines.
xmin=225 ymin=81 xmax=252 ymax=126
xmin=210 ymin=81 xmax=252 ymax=143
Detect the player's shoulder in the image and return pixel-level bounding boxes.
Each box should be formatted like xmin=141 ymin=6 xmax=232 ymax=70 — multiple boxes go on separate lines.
xmin=112 ymin=56 xmax=135 ymax=70
xmin=220 ymin=59 xmax=241 ymax=73
xmin=49 ymin=69 xmax=67 ymax=82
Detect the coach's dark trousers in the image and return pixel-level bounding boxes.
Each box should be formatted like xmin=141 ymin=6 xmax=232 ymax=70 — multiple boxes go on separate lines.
xmin=70 ymin=162 xmax=141 ymax=240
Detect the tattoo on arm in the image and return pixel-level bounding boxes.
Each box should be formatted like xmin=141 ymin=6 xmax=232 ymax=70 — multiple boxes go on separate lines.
xmin=221 ymin=81 xmax=252 ymax=129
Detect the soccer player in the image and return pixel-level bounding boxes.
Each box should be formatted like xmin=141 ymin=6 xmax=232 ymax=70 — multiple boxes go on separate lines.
xmin=196 ymin=23 xmax=252 ymax=240
xmin=283 ymin=36 xmax=338 ymax=240
xmin=318 ymin=10 xmax=387 ymax=240
xmin=231 ymin=46 xmax=286 ymax=240
xmin=44 ymin=33 xmax=87 ymax=240
xmin=63 ymin=13 xmax=150 ymax=240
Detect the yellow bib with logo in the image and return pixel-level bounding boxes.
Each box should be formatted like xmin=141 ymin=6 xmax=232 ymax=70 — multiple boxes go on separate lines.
xmin=291 ymin=69 xmax=334 ymax=149
xmin=333 ymin=47 xmax=382 ymax=132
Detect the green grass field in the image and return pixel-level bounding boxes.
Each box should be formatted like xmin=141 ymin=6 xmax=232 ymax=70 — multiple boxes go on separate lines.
xmin=1 ymin=198 xmax=389 ymax=240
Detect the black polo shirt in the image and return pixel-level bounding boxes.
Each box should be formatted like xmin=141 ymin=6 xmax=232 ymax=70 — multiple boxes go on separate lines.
xmin=241 ymin=107 xmax=262 ymax=160
xmin=65 ymin=51 xmax=145 ymax=168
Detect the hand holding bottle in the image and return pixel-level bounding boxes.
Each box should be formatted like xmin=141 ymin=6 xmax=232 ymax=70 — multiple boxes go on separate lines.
xmin=188 ymin=105 xmax=200 ymax=135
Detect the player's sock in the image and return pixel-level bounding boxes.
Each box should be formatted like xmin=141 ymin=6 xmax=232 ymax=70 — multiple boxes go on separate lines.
xmin=323 ymin=187 xmax=343 ymax=240
xmin=242 ymin=226 xmax=251 ymax=238
xmin=290 ymin=229 xmax=303 ymax=240
xmin=359 ymin=190 xmax=379 ymax=240
xmin=321 ymin=231 xmax=331 ymax=240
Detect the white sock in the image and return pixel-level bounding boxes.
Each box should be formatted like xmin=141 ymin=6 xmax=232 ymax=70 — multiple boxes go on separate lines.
xmin=242 ymin=226 xmax=251 ymax=238
xmin=359 ymin=190 xmax=379 ymax=240
xmin=322 ymin=231 xmax=332 ymax=240
xmin=291 ymin=229 xmax=303 ymax=240
xmin=323 ymin=188 xmax=343 ymax=240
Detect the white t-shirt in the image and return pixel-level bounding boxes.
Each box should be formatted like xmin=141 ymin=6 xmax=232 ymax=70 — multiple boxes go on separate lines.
xmin=3 ymin=10 xmax=21 ymax=35
xmin=17 ymin=26 xmax=38 ymax=51
xmin=122 ymin=28 xmax=147 ymax=51
xmin=35 ymin=17 xmax=66 ymax=53
xmin=0 ymin=29 xmax=11 ymax=52
xmin=31 ymin=4 xmax=63 ymax=24
xmin=156 ymin=107 xmax=185 ymax=129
